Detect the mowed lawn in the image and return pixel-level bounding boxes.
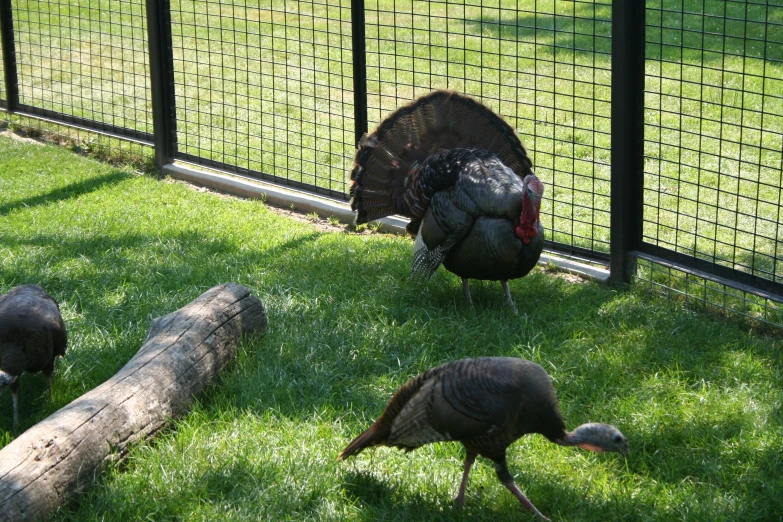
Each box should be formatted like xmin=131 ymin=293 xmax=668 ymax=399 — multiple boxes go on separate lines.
xmin=0 ymin=134 xmax=781 ymax=521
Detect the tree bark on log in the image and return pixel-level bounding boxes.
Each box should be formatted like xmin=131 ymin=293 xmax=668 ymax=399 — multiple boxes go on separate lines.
xmin=0 ymin=283 xmax=267 ymax=522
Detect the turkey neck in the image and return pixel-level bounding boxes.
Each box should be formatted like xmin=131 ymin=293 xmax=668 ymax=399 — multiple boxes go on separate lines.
xmin=515 ymin=193 xmax=540 ymax=244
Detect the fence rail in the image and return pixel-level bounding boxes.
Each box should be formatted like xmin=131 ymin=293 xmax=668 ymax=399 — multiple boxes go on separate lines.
xmin=1 ymin=0 xmax=781 ymax=327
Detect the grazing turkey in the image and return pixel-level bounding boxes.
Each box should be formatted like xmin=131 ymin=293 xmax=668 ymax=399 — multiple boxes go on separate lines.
xmin=338 ymin=357 xmax=628 ymax=520
xmin=0 ymin=284 xmax=67 ymax=428
xmin=350 ymin=90 xmax=545 ymax=312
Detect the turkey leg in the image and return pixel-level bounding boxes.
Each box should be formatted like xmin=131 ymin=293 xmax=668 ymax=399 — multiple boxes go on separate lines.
xmin=495 ymin=459 xmax=549 ymax=521
xmin=10 ymin=378 xmax=20 ymax=429
xmin=461 ymin=278 xmax=474 ymax=309
xmin=453 ymin=450 xmax=477 ymax=505
xmin=500 ymin=281 xmax=518 ymax=315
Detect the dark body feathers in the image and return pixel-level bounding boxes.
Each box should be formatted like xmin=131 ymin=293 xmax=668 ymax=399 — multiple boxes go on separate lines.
xmin=443 ymin=215 xmax=544 ymax=281
xmin=349 ymin=91 xmax=544 ymax=310
xmin=339 ymin=357 xmax=565 ymax=460
xmin=0 ymin=284 xmax=67 ymax=427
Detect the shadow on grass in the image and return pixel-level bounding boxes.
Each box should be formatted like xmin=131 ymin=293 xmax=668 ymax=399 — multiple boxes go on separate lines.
xmin=469 ymin=7 xmax=781 ymax=67
xmin=0 ymin=170 xmax=131 ymax=216
xmin=0 ymin=221 xmax=406 ymax=429
xmin=341 ymin=469 xmax=506 ymax=522
xmin=3 ymin=216 xmax=780 ymax=413
xmin=341 ymin=465 xmax=654 ymax=522
xmin=466 ymin=10 xmax=610 ymax=57
xmin=0 ymin=228 xmax=259 ymax=431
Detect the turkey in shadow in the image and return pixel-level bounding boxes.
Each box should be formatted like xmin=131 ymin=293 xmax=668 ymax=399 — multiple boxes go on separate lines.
xmin=0 ymin=284 xmax=67 ymax=428
xmin=350 ymin=90 xmax=544 ymax=313
xmin=338 ymin=357 xmax=628 ymax=521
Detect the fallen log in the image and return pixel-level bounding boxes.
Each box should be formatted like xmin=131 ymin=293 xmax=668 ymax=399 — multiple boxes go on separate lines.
xmin=0 ymin=282 xmax=267 ymax=521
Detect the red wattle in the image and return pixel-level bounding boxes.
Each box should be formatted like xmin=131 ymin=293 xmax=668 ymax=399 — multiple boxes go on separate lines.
xmin=517 ymin=194 xmax=539 ymax=244
xmin=515 ymin=224 xmax=537 ymax=244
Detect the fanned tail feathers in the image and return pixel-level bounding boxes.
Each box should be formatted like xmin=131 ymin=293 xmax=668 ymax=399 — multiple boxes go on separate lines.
xmin=350 ymin=90 xmax=532 ymax=224
xmin=339 ymin=365 xmax=445 ymax=460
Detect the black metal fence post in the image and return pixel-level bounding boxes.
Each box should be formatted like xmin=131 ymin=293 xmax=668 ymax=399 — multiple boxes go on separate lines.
xmin=610 ymin=0 xmax=646 ymax=285
xmin=145 ymin=0 xmax=177 ymax=168
xmin=0 ymin=0 xmax=19 ymax=111
xmin=351 ymin=0 xmax=368 ymax=144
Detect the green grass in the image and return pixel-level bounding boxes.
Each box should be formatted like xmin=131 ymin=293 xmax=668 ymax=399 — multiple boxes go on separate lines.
xmin=1 ymin=134 xmax=782 ymax=521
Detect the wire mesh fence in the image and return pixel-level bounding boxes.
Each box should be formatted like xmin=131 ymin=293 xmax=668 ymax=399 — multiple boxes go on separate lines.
xmin=169 ymin=0 xmax=356 ymax=199
xmin=634 ymin=254 xmax=783 ymax=329
xmin=9 ymin=0 xmax=152 ymax=140
xmin=644 ymin=0 xmax=783 ymax=292
xmin=364 ymin=0 xmax=613 ymax=259
xmin=0 ymin=1 xmax=781 ymax=327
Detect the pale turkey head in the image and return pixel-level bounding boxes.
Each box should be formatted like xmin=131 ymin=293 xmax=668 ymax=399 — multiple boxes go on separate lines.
xmin=515 ymin=174 xmax=544 ymax=244
xmin=568 ymin=422 xmax=630 ymax=456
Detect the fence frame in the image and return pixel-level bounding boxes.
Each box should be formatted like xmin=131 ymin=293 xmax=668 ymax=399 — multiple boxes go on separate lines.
xmin=351 ymin=0 xmax=368 ymax=145
xmin=0 ymin=0 xmax=19 ymax=111
xmin=146 ymin=0 xmax=177 ymax=168
xmin=610 ymin=0 xmax=645 ymax=286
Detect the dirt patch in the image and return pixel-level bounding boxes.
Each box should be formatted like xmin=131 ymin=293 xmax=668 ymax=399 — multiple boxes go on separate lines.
xmin=266 ymin=205 xmax=350 ymax=233
xmin=539 ymin=263 xmax=590 ymax=284
xmin=551 ymin=270 xmax=589 ymax=284
xmin=1 ymin=128 xmax=45 ymax=145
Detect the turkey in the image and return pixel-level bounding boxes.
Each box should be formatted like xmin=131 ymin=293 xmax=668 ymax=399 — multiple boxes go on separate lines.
xmin=0 ymin=284 xmax=67 ymax=428
xmin=350 ymin=90 xmax=545 ymax=313
xmin=338 ymin=357 xmax=628 ymax=521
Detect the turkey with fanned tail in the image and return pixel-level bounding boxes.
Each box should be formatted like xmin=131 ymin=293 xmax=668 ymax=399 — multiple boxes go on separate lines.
xmin=350 ymin=90 xmax=544 ymax=313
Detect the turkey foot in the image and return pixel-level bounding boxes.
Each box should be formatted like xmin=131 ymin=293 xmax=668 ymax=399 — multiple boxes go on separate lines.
xmin=496 ymin=459 xmax=549 ymax=520
xmin=502 ymin=479 xmax=550 ymax=521
xmin=500 ymin=281 xmax=518 ymax=315
xmin=453 ymin=451 xmax=477 ymax=505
